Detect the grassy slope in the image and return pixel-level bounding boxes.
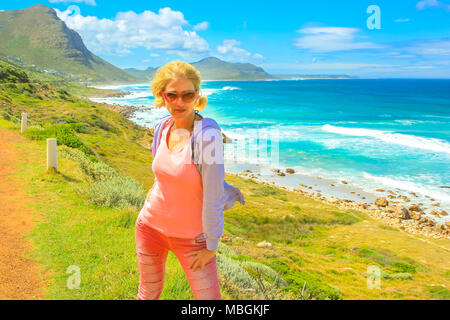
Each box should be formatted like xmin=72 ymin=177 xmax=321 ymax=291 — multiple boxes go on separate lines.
xmin=1 ymin=83 xmax=449 ymax=299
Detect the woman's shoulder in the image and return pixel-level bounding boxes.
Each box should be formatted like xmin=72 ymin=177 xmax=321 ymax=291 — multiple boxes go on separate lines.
xmin=154 ymin=115 xmax=172 ymax=130
xmin=196 ymin=116 xmax=220 ymax=130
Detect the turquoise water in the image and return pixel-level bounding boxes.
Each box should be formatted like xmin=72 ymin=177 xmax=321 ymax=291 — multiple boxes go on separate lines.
xmin=91 ymin=79 xmax=450 ymax=213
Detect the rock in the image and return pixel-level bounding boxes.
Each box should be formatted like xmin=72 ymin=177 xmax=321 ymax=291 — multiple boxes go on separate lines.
xmin=257 ymin=240 xmax=272 ymax=248
xmin=330 ymin=184 xmax=335 ymax=187
xmin=395 ymin=205 xmax=411 ymax=219
xmin=376 ymin=189 xmax=385 ymax=192
xmin=385 ymin=206 xmax=395 ymax=213
xmin=445 ymin=221 xmax=450 ymax=228
xmin=230 ymin=236 xmax=244 ymax=243
xmin=431 ymin=203 xmax=440 ymax=207
xmin=358 ymin=203 xmax=368 ymax=209
xmin=434 ymin=224 xmax=444 ymax=232
xmin=375 ymin=197 xmax=388 ymax=207
xmin=387 ymin=190 xmax=395 ymax=195
xmin=439 ymin=186 xmax=450 ymax=188
xmin=408 ymin=204 xmax=421 ymax=212
xmin=387 ymin=195 xmax=396 ymax=199
xmin=271 ymin=169 xmax=281 ymax=173
xmin=286 ymin=168 xmax=295 ymax=174
xmin=440 ymin=210 xmax=448 ymax=216
xmin=397 ymin=195 xmax=411 ymax=202
xmin=341 ymin=180 xmax=348 ymax=184
xmin=412 ymin=211 xmax=424 ymax=220
xmin=430 ymin=210 xmax=440 ymax=217
xmin=277 ymin=172 xmax=285 ymax=176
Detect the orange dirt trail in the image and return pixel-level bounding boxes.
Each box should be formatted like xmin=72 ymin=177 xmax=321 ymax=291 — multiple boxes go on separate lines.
xmin=0 ymin=129 xmax=45 ymax=299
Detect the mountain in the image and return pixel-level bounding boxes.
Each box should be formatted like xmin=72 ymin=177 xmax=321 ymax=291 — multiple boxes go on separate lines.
xmin=123 ymin=67 xmax=157 ymax=82
xmin=0 ymin=4 xmax=137 ymax=83
xmin=123 ymin=56 xmax=277 ymax=81
xmin=192 ymin=57 xmax=274 ymax=80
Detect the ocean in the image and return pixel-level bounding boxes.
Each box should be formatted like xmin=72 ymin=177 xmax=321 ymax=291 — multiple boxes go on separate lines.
xmin=90 ymin=79 xmax=450 ymax=222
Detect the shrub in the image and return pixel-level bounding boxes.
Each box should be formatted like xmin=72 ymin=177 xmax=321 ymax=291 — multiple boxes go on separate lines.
xmin=77 ymin=175 xmax=146 ymax=210
xmin=59 ymin=145 xmax=146 ymax=210
xmin=216 ymin=254 xmax=259 ymax=291
xmin=24 ymin=124 xmax=92 ymax=157
xmin=0 ymin=61 xmax=29 ymax=83
xmin=239 ymin=260 xmax=288 ymax=288
xmin=217 ymin=242 xmax=237 ymax=257
xmin=390 ymin=261 xmax=417 ymax=274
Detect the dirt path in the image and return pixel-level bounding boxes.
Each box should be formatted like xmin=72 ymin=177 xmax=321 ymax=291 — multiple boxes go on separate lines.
xmin=0 ymin=129 xmax=45 ymax=299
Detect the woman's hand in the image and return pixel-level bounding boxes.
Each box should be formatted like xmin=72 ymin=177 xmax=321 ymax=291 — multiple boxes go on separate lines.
xmin=185 ymin=248 xmax=216 ymax=271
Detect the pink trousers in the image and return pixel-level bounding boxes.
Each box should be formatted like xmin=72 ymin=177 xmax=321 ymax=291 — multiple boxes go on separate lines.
xmin=134 ymin=215 xmax=222 ymax=300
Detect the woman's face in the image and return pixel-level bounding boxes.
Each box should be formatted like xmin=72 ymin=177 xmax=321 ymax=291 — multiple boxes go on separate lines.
xmin=161 ymin=77 xmax=199 ymax=120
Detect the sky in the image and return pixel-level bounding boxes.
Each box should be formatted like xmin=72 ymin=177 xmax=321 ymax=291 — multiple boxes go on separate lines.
xmin=2 ymin=0 xmax=450 ymax=78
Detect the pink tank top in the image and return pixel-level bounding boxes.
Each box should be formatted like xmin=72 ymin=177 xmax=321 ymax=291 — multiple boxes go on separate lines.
xmin=139 ymin=120 xmax=204 ymax=238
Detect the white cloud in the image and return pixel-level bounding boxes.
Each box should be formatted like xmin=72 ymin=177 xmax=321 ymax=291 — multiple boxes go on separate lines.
xmin=193 ymin=21 xmax=209 ymax=31
xmin=55 ymin=7 xmax=211 ymax=58
xmin=216 ymin=39 xmax=264 ymax=62
xmin=402 ymin=66 xmax=434 ymax=69
xmin=394 ymin=18 xmax=411 ymax=23
xmin=293 ymin=27 xmax=384 ymax=52
xmin=405 ymin=39 xmax=450 ymax=56
xmin=416 ymin=0 xmax=450 ymax=10
xmin=49 ymin=0 xmax=97 ymax=5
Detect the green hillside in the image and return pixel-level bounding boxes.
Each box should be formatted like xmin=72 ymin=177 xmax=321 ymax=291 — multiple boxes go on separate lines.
xmin=0 ymin=4 xmax=137 ymax=83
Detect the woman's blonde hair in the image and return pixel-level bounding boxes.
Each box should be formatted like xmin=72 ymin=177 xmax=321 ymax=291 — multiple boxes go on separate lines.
xmin=151 ymin=61 xmax=207 ymax=112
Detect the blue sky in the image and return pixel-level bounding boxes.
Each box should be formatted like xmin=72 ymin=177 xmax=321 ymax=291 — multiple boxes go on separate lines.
xmin=2 ymin=0 xmax=450 ymax=77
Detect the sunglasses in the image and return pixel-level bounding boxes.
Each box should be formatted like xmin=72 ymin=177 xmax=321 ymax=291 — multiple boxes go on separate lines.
xmin=161 ymin=90 xmax=198 ymax=103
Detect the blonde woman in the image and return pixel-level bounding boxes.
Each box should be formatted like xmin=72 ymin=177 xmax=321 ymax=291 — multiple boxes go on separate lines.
xmin=135 ymin=61 xmax=245 ymax=300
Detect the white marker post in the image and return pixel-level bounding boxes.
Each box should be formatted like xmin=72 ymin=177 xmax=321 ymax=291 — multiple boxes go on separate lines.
xmin=47 ymin=138 xmax=57 ymax=172
xmin=21 ymin=112 xmax=27 ymax=133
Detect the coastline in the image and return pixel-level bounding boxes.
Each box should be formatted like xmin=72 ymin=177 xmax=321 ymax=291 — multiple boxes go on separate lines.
xmin=88 ymin=94 xmax=450 ymax=240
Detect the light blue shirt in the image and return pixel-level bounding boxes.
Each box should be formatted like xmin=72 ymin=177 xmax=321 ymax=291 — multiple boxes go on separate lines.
xmin=152 ymin=114 xmax=245 ymax=250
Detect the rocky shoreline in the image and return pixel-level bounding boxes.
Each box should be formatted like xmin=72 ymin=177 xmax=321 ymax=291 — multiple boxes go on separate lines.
xmin=98 ymin=102 xmax=141 ymax=119
xmin=232 ymin=168 xmax=450 ymax=240
xmin=92 ymin=95 xmax=449 ymax=240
